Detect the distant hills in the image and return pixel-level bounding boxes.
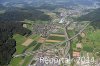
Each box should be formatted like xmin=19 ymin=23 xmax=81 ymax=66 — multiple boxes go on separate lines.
xmin=78 ymin=8 xmax=100 ymax=29
xmin=0 ymin=6 xmax=51 ymax=21
xmin=78 ymin=8 xmax=100 ymax=21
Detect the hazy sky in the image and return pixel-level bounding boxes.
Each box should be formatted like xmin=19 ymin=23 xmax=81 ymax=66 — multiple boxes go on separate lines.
xmin=0 ymin=0 xmax=98 ymax=5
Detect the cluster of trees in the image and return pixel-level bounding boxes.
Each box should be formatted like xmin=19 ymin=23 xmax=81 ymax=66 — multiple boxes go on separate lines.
xmin=0 ymin=22 xmax=31 ymax=65
xmin=77 ymin=8 xmax=100 ymax=29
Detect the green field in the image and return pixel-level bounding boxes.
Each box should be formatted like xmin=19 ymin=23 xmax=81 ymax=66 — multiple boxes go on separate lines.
xmin=83 ymin=29 xmax=100 ymax=53
xmin=22 ymin=56 xmax=33 ymax=66
xmin=13 ymin=34 xmax=26 ymax=54
xmin=9 ymin=34 xmax=41 ymax=66
xmin=10 ymin=57 xmax=23 ymax=66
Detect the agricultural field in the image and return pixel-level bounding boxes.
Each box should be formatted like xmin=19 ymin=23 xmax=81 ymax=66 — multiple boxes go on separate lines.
xmin=13 ymin=34 xmax=26 ymax=54
xmin=45 ymin=33 xmax=65 ymax=44
xmin=70 ymin=25 xmax=100 ymax=58
xmin=83 ymin=29 xmax=100 ymax=53
xmin=9 ymin=33 xmax=41 ymax=66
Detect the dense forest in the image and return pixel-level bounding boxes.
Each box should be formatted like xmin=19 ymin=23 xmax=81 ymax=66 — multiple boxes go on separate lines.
xmin=0 ymin=22 xmax=31 ymax=65
xmin=77 ymin=8 xmax=100 ymax=29
xmin=0 ymin=6 xmax=51 ymax=21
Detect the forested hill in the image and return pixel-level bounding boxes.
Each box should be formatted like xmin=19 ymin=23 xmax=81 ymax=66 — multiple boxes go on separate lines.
xmin=77 ymin=8 xmax=100 ymax=29
xmin=0 ymin=22 xmax=31 ymax=65
xmin=0 ymin=7 xmax=51 ymax=22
